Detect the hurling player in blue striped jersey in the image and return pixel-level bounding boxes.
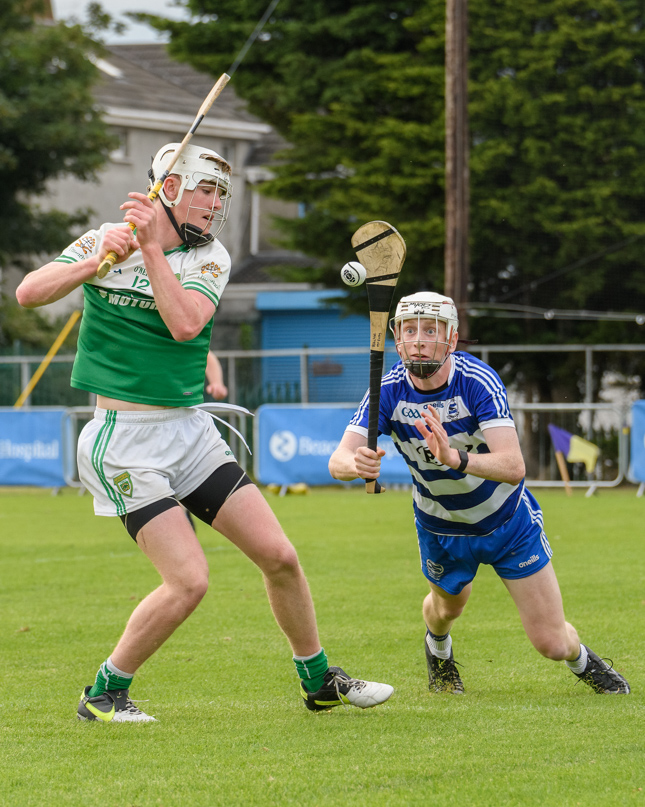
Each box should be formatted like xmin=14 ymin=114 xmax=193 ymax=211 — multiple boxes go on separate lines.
xmin=329 ymin=292 xmax=630 ymax=696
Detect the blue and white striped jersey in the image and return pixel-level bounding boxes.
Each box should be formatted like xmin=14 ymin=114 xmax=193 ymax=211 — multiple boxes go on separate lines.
xmin=347 ymin=352 xmax=524 ymax=537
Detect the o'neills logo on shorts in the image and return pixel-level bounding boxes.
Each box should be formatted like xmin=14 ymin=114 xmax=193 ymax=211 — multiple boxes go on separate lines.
xmin=519 ymin=554 xmax=539 ymax=569
xmin=426 ymin=559 xmax=445 ymax=580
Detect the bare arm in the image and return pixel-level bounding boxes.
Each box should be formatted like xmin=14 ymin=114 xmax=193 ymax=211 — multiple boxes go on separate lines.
xmin=205 ymin=351 xmax=228 ymax=399
xmin=415 ymin=407 xmax=525 ymax=485
xmin=15 ymin=226 xmax=137 ymax=308
xmin=121 ymin=192 xmax=216 ymax=342
xmin=329 ymin=430 xmax=385 ymax=481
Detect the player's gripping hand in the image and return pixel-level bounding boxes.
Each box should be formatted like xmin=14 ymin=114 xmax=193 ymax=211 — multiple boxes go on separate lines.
xmin=120 ymin=192 xmax=159 ymax=247
xmin=99 ymin=225 xmax=140 ymax=265
xmin=415 ymin=408 xmax=461 ymax=470
xmin=354 ymin=445 xmax=386 ymax=479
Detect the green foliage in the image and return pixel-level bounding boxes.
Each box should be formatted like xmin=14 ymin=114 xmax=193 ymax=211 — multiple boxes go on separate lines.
xmin=0 ymin=0 xmax=118 ymax=270
xmin=0 ymin=294 xmax=78 ymax=349
xmin=85 ymin=1 xmax=126 ymax=38
xmin=150 ymin=1 xmax=445 ymax=297
xmin=0 ymin=294 xmax=82 ymax=406
xmin=142 ymin=0 xmax=645 ymax=398
xmin=468 ymin=1 xmax=645 ymax=335
xmin=0 ymin=487 xmax=642 ymax=805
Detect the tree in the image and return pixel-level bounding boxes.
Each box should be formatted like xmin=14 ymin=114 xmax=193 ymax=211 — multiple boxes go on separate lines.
xmin=140 ymin=1 xmax=446 ymax=291
xmin=0 ymin=0 xmax=118 ymax=272
xmin=145 ymin=0 xmax=645 ymax=398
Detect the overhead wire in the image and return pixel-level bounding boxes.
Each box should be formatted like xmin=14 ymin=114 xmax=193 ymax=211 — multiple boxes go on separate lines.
xmin=227 ymin=0 xmax=281 ymax=78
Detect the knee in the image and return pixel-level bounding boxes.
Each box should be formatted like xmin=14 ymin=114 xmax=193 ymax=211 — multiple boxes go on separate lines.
xmin=429 ymin=593 xmax=465 ymax=623
xmin=172 ymin=568 xmax=209 ymax=609
xmin=531 ymin=634 xmax=570 ymax=661
xmin=260 ymin=540 xmax=301 ymax=580
xmin=438 ymin=602 xmax=465 ymax=622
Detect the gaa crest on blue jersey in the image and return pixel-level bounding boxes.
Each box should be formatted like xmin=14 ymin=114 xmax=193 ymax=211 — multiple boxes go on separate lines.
xmin=113 ymin=471 xmax=134 ymax=498
xmin=395 ymin=401 xmax=430 ymax=422
xmin=426 ymin=559 xmax=445 ymax=580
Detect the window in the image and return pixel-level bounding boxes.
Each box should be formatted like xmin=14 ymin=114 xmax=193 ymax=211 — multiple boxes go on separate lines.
xmin=110 ymin=129 xmax=129 ymax=162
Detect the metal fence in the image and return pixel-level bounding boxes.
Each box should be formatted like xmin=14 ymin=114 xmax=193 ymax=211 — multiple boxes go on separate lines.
xmin=3 ymin=343 xmax=645 ymax=407
xmin=511 ymin=402 xmax=628 ymax=493
xmin=3 ymin=344 xmax=641 ymax=490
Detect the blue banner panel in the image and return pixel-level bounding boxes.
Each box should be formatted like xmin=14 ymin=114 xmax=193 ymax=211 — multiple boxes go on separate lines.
xmin=255 ymin=405 xmax=410 ymax=486
xmin=630 ymin=401 xmax=645 ymax=483
xmin=0 ymin=409 xmax=66 ymax=487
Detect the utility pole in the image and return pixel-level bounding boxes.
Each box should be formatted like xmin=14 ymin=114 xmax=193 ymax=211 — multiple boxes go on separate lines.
xmin=444 ymin=0 xmax=470 ymax=338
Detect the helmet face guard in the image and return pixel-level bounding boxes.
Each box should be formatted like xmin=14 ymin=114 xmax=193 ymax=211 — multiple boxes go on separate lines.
xmin=149 ymin=143 xmax=233 ymax=242
xmin=389 ymin=292 xmax=459 ymax=379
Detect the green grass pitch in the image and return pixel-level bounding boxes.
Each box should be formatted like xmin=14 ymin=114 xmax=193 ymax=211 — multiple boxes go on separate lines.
xmin=0 ymin=486 xmax=643 ymax=806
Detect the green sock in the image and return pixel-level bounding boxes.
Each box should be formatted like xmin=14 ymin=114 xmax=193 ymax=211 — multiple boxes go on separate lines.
xmin=294 ymin=648 xmax=329 ymax=693
xmin=88 ymin=658 xmax=134 ymax=697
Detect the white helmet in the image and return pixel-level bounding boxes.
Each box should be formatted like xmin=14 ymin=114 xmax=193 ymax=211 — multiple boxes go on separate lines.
xmin=149 ymin=142 xmax=233 ymax=241
xmin=389 ymin=292 xmax=459 ymax=379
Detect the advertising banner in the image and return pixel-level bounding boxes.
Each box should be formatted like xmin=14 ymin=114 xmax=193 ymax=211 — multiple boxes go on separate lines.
xmin=630 ymin=401 xmax=645 ymax=482
xmin=254 ymin=405 xmax=410 ymax=487
xmin=0 ymin=408 xmax=66 ymax=487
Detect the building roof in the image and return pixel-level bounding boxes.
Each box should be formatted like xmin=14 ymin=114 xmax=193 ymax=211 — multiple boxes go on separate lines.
xmin=96 ymin=44 xmax=256 ymax=123
xmin=93 ymin=43 xmax=280 ymax=147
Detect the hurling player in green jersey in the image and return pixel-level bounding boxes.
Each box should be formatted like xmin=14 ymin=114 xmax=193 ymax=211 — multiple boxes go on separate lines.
xmin=16 ymin=143 xmax=393 ymax=722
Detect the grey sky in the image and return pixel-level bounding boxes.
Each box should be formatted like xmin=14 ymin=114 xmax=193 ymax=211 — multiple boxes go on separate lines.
xmin=50 ymin=0 xmax=191 ymax=44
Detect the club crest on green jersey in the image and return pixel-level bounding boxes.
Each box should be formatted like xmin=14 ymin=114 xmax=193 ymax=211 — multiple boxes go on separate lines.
xmin=113 ymin=471 xmax=134 ymax=497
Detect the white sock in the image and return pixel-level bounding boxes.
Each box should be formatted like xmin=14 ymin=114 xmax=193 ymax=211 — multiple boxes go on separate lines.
xmin=425 ymin=630 xmax=452 ymax=660
xmin=565 ymin=645 xmax=588 ymax=675
xmin=106 ymin=656 xmax=134 ymax=680
xmin=292 ymin=649 xmax=324 ymax=663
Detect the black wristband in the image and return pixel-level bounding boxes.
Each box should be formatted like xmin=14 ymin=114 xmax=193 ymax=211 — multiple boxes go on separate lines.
xmin=456 ymin=449 xmax=469 ymax=473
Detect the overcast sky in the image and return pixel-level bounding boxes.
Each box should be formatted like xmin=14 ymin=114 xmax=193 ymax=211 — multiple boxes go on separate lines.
xmin=51 ymin=0 xmax=191 ymax=44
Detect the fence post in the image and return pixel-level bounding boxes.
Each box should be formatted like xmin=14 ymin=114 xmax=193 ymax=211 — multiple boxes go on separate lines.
xmin=585 ymin=347 xmax=593 ymax=404
xmin=20 ymin=360 xmax=31 ymax=407
xmin=584 ymin=347 xmax=594 ymax=439
xmin=300 ymin=351 xmax=309 ymax=403
xmin=228 ymin=355 xmax=236 ymax=405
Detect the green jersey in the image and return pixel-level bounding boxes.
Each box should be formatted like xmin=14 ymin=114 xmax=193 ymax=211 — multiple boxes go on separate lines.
xmin=57 ymin=224 xmax=231 ymax=406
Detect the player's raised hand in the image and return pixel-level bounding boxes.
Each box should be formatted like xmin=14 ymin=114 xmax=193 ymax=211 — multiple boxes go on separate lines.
xmin=415 ymin=408 xmax=460 ymax=469
xmin=354 ymin=445 xmax=385 ymax=479
xmin=120 ymin=192 xmax=158 ymax=246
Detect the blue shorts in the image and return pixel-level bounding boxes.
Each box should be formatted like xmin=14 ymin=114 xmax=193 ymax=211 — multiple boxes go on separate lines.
xmin=416 ymin=489 xmax=553 ymax=595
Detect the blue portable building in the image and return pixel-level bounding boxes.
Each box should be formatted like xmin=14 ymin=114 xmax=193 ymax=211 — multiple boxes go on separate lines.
xmin=256 ymin=290 xmax=397 ymax=403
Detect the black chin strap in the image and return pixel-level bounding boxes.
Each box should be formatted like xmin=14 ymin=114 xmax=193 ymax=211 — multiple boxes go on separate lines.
xmin=161 ymin=203 xmax=213 ymax=248
xmin=406 ymin=360 xmax=443 ymax=380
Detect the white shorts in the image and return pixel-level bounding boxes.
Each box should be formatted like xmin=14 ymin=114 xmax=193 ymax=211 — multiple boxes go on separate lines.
xmin=77 ymin=407 xmax=236 ymax=517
